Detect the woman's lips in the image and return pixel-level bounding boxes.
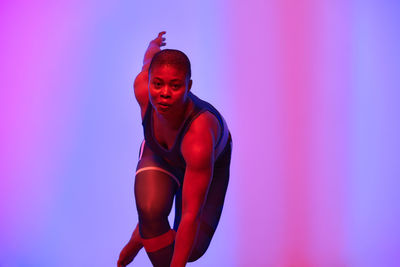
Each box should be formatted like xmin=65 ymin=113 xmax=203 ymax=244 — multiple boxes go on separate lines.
xmin=158 ymin=103 xmax=170 ymax=110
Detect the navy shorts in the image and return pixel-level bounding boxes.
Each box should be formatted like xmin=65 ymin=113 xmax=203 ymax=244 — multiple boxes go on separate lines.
xmin=135 ymin=132 xmax=232 ymax=188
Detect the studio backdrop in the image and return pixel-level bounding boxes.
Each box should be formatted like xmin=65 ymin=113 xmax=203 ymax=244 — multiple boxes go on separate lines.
xmin=1 ymin=0 xmax=399 ymax=266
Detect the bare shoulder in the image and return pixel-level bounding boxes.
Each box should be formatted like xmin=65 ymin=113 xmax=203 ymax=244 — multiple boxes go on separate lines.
xmin=133 ymin=71 xmax=149 ymax=118
xmin=184 ymin=111 xmax=220 ymax=146
xmin=181 ymin=111 xmax=220 ymax=166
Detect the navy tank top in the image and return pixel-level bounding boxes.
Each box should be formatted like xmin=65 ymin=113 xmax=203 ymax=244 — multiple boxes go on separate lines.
xmin=142 ymin=91 xmax=225 ymax=171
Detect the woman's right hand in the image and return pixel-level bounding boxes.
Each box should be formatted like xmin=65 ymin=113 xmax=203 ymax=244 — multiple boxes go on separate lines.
xmin=149 ymin=31 xmax=167 ymax=47
xmin=142 ymin=31 xmax=167 ymax=71
xmin=117 ymin=240 xmax=143 ymax=267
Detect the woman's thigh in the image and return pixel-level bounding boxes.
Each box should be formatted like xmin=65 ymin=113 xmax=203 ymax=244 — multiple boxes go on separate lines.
xmin=134 ymin=140 xmax=180 ymax=236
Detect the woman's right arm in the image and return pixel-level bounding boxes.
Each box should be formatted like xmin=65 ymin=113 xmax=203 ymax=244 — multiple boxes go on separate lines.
xmin=141 ymin=31 xmax=166 ymax=72
xmin=134 ymin=31 xmax=167 ymax=117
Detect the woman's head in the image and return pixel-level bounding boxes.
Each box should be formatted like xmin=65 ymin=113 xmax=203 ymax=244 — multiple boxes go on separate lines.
xmin=148 ymin=49 xmax=193 ymax=115
xmin=149 ymin=49 xmax=191 ymax=81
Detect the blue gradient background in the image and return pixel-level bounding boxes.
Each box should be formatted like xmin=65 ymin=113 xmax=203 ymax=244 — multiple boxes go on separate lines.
xmin=1 ymin=0 xmax=399 ymax=266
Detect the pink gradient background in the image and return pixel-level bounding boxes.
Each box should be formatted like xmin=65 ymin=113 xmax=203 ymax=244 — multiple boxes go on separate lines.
xmin=1 ymin=0 xmax=399 ymax=266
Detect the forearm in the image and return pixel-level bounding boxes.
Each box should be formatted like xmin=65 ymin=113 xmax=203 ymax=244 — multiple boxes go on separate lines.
xmin=128 ymin=222 xmax=143 ymax=249
xmin=140 ymin=31 xmax=166 ymax=71
xmin=142 ymin=42 xmax=161 ymax=71
xmin=171 ymin=215 xmax=201 ymax=267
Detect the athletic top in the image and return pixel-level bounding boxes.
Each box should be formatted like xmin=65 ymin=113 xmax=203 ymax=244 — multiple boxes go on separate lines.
xmin=142 ymin=91 xmax=225 ymax=171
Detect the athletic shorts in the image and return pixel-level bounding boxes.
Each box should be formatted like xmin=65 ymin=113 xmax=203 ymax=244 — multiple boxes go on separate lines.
xmin=135 ymin=132 xmax=233 ymax=188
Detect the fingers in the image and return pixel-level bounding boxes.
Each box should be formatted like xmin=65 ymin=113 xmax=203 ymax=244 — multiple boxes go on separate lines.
xmin=150 ymin=31 xmax=167 ymax=47
xmin=160 ymin=37 xmax=166 ymax=46
xmin=158 ymin=31 xmax=166 ymax=37
xmin=156 ymin=31 xmax=167 ymax=46
xmin=117 ymin=259 xmax=126 ymax=267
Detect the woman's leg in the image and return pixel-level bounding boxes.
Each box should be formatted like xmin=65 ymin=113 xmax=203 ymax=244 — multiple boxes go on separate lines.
xmin=134 ymin=142 xmax=180 ymax=266
xmin=135 ymin=170 xmax=177 ymax=266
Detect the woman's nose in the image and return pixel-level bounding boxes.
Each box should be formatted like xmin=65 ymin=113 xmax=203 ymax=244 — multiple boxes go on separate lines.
xmin=160 ymin=86 xmax=171 ymax=98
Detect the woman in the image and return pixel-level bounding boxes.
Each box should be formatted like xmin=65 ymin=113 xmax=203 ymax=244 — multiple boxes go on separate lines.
xmin=118 ymin=32 xmax=232 ymax=267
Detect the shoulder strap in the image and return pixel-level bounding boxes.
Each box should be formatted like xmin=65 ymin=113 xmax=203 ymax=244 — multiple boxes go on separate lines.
xmin=179 ymin=92 xmax=225 ymax=148
xmin=175 ymin=96 xmax=205 ymax=145
xmin=141 ymin=101 xmax=152 ymax=127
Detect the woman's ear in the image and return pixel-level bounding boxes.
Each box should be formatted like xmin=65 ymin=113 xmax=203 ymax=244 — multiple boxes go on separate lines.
xmin=187 ymin=79 xmax=193 ymax=92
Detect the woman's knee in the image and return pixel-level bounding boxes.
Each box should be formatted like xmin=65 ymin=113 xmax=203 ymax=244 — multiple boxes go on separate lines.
xmin=137 ymin=199 xmax=171 ymax=238
xmin=134 ymin=170 xmax=177 ymax=237
xmin=137 ymin=203 xmax=168 ymax=223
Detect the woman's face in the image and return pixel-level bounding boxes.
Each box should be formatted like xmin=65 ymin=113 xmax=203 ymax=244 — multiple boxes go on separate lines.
xmin=148 ymin=64 xmax=192 ymax=115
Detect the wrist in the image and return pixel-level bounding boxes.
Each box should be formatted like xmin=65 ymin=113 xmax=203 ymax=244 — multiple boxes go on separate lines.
xmin=129 ymin=224 xmax=143 ymax=246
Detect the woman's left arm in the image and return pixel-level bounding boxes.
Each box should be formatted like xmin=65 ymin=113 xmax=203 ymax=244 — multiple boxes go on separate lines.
xmin=170 ymin=118 xmax=216 ymax=267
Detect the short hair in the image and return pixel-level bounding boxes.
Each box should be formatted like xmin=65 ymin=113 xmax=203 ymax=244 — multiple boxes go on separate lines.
xmin=148 ymin=49 xmax=191 ymax=80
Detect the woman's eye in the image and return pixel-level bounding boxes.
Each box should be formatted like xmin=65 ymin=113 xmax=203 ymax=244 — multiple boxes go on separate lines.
xmin=154 ymin=82 xmax=162 ymax=87
xmin=172 ymin=84 xmax=180 ymax=89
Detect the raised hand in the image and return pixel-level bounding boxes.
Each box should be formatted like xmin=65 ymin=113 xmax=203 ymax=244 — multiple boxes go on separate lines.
xmin=142 ymin=31 xmax=167 ymax=70
xmin=149 ymin=31 xmax=167 ymax=47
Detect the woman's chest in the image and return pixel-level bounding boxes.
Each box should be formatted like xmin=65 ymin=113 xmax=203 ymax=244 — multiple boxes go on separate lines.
xmin=153 ymin=118 xmax=181 ymax=151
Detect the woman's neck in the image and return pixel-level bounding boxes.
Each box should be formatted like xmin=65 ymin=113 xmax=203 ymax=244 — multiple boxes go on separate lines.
xmin=155 ymin=97 xmax=193 ymax=130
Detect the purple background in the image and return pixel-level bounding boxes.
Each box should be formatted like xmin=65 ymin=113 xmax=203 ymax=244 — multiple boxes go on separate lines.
xmin=1 ymin=0 xmax=399 ymax=266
